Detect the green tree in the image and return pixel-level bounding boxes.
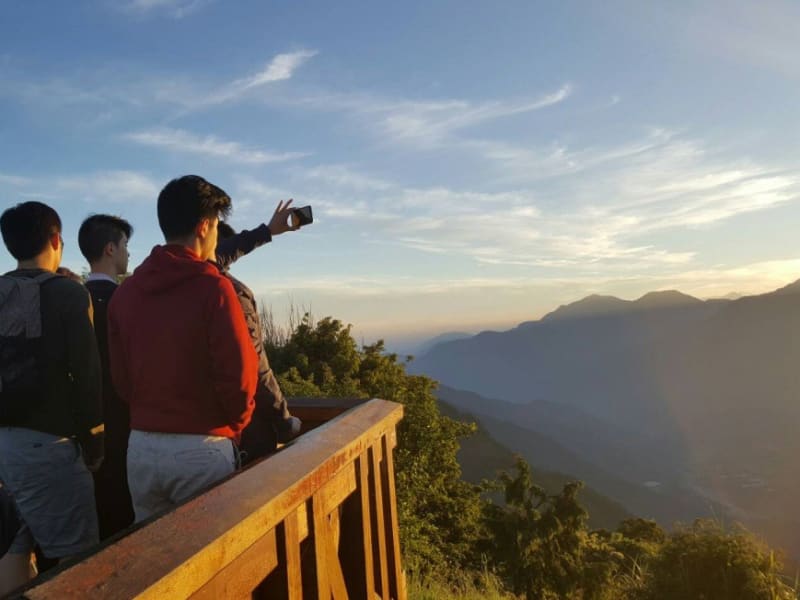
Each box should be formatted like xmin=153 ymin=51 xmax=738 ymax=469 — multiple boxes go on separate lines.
xmin=483 ymin=456 xmax=591 ymax=599
xmin=267 ymin=314 xmax=484 ymax=577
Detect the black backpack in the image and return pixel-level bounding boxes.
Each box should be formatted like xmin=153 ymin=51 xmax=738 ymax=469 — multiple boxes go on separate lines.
xmin=0 ymin=273 xmax=57 ymax=419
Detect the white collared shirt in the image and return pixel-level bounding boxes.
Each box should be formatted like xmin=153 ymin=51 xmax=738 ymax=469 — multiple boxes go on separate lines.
xmin=85 ymin=272 xmax=117 ymax=284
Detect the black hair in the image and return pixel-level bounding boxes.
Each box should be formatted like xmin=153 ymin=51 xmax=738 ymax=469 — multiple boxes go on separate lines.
xmin=217 ymin=221 xmax=236 ymax=240
xmin=0 ymin=201 xmax=62 ymax=261
xmin=157 ymin=175 xmax=232 ymax=240
xmin=78 ymin=214 xmax=133 ymax=263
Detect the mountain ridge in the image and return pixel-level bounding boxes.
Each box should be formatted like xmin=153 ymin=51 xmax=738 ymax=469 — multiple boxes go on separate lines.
xmin=412 ymin=278 xmax=800 ymax=558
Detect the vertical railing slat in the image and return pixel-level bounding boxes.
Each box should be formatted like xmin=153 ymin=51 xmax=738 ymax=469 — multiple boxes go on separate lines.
xmin=370 ymin=442 xmax=391 ymax=600
xmin=381 ymin=431 xmax=406 ymax=600
xmin=312 ymin=493 xmax=331 ymax=600
xmin=284 ymin=508 xmax=304 ymax=600
xmin=359 ymin=451 xmax=376 ymax=599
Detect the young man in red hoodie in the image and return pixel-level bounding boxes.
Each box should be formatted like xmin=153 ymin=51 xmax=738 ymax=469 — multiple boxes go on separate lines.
xmin=108 ymin=175 xmax=258 ymax=522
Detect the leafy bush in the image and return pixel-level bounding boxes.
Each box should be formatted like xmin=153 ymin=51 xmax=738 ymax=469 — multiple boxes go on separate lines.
xmin=637 ymin=520 xmax=795 ymax=600
xmin=265 ymin=312 xmax=483 ymax=577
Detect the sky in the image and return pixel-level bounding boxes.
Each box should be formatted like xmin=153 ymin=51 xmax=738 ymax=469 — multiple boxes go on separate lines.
xmin=1 ymin=0 xmax=799 ymax=352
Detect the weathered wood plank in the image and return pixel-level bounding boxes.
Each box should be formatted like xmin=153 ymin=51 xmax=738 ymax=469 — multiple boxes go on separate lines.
xmin=358 ymin=451 xmax=377 ymax=600
xmin=381 ymin=432 xmax=406 ymax=600
xmin=370 ymin=443 xmax=390 ymax=600
xmin=25 ymin=399 xmax=402 ymax=600
xmin=297 ymin=499 xmax=310 ymax=542
xmin=326 ymin=531 xmax=349 ymax=600
xmin=188 ymin=528 xmax=278 ymax=600
xmin=312 ymin=493 xmax=331 ymax=600
xmin=284 ymin=509 xmax=304 ymax=600
xmin=320 ymin=464 xmax=357 ymax=517
xmin=338 ymin=450 xmax=375 ymax=600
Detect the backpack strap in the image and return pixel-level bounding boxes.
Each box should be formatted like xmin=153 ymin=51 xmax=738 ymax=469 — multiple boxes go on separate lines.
xmin=1 ymin=272 xmax=60 ymax=284
xmin=33 ymin=272 xmax=60 ymax=285
xmin=0 ymin=273 xmax=60 ymax=339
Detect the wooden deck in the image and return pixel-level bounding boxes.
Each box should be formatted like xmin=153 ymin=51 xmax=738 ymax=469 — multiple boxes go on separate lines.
xmin=20 ymin=398 xmax=406 ymax=600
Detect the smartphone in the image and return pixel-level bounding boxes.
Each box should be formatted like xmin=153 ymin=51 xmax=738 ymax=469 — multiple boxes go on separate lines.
xmin=292 ymin=205 xmax=313 ymax=226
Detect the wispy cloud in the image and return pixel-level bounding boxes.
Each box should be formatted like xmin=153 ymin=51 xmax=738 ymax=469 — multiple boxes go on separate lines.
xmin=0 ymin=173 xmax=32 ymax=186
xmin=204 ymin=50 xmax=318 ymax=106
xmin=269 ymin=129 xmax=798 ymax=273
xmin=256 ymin=274 xmax=552 ymax=298
xmin=379 ymin=85 xmax=572 ymax=145
xmin=124 ymin=128 xmax=309 ymax=164
xmin=290 ymin=84 xmax=572 ymax=147
xmin=0 ymin=169 xmax=162 ymax=205
xmin=55 ymin=171 xmax=160 ymax=204
xmin=119 ymin=0 xmax=215 ymax=19
xmin=257 ymin=258 xmax=800 ymax=300
xmin=235 ymin=51 xmax=317 ymax=89
xmin=297 ymin=164 xmax=393 ymax=192
xmin=0 ymin=50 xmax=317 ymax=119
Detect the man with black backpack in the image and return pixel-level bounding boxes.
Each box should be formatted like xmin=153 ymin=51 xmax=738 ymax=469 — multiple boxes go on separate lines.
xmin=0 ymin=202 xmax=103 ymax=594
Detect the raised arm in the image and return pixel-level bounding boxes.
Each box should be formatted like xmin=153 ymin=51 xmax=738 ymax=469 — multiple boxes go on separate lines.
xmin=215 ymin=199 xmax=300 ymax=270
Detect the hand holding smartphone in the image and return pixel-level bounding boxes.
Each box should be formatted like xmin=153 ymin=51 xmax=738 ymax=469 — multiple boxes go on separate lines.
xmin=291 ymin=205 xmax=313 ymax=227
xmin=269 ymin=200 xmax=312 ymax=235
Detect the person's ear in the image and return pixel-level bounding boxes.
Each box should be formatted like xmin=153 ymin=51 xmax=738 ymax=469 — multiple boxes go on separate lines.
xmin=104 ymin=241 xmax=115 ymax=257
xmin=49 ymin=232 xmax=60 ymax=251
xmin=197 ymin=218 xmax=211 ymax=239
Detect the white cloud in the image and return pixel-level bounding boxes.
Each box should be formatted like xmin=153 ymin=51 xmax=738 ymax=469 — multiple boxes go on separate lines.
xmin=256 ymin=274 xmax=545 ymax=298
xmin=270 ymin=129 xmax=798 ymax=273
xmin=237 ymin=51 xmax=318 ymax=89
xmin=55 ymin=171 xmax=160 ymax=204
xmin=290 ymin=84 xmax=572 ymax=147
xmin=297 ymin=164 xmax=392 ymax=192
xmin=0 ymin=173 xmax=31 ymax=186
xmin=0 ymin=49 xmax=317 ymax=118
xmin=120 ymin=0 xmax=215 ymax=18
xmin=380 ymin=85 xmax=571 ymax=144
xmin=124 ymin=128 xmax=309 ymax=164
xmin=0 ymin=169 xmax=160 ymax=207
xmin=204 ymin=50 xmax=318 ymax=106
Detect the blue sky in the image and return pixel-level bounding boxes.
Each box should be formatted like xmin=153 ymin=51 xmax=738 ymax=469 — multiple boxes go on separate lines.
xmin=1 ymin=1 xmax=799 ymax=350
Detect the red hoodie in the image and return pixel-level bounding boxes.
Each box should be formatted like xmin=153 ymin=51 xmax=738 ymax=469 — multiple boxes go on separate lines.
xmin=108 ymin=245 xmax=257 ymax=438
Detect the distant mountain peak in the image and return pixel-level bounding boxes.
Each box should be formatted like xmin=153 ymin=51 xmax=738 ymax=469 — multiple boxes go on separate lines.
xmin=540 ymin=289 xmax=709 ymax=322
xmin=542 ymin=294 xmax=629 ymax=321
xmin=634 ymin=290 xmax=702 ymax=308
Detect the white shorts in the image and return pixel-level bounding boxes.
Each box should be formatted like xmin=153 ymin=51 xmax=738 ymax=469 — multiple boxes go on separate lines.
xmin=127 ymin=430 xmax=236 ymax=523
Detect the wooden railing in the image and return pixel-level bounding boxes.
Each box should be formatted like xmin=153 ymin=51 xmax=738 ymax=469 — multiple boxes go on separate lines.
xmin=22 ymin=398 xmax=406 ymax=600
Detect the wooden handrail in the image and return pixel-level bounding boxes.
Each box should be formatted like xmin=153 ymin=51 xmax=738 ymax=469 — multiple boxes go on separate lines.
xmin=23 ymin=398 xmax=406 ymax=600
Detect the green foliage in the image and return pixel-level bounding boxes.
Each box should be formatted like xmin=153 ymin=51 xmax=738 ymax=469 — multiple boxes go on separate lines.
xmin=480 ymin=457 xmax=797 ymax=600
xmin=483 ymin=456 xmax=592 ymax=599
xmin=408 ymin=567 xmax=515 ymax=600
xmin=637 ymin=520 xmax=795 ymax=600
xmin=266 ymin=313 xmax=484 ymax=577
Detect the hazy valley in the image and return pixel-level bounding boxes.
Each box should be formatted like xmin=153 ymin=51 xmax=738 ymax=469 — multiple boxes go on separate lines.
xmin=412 ymin=282 xmax=800 ymax=559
